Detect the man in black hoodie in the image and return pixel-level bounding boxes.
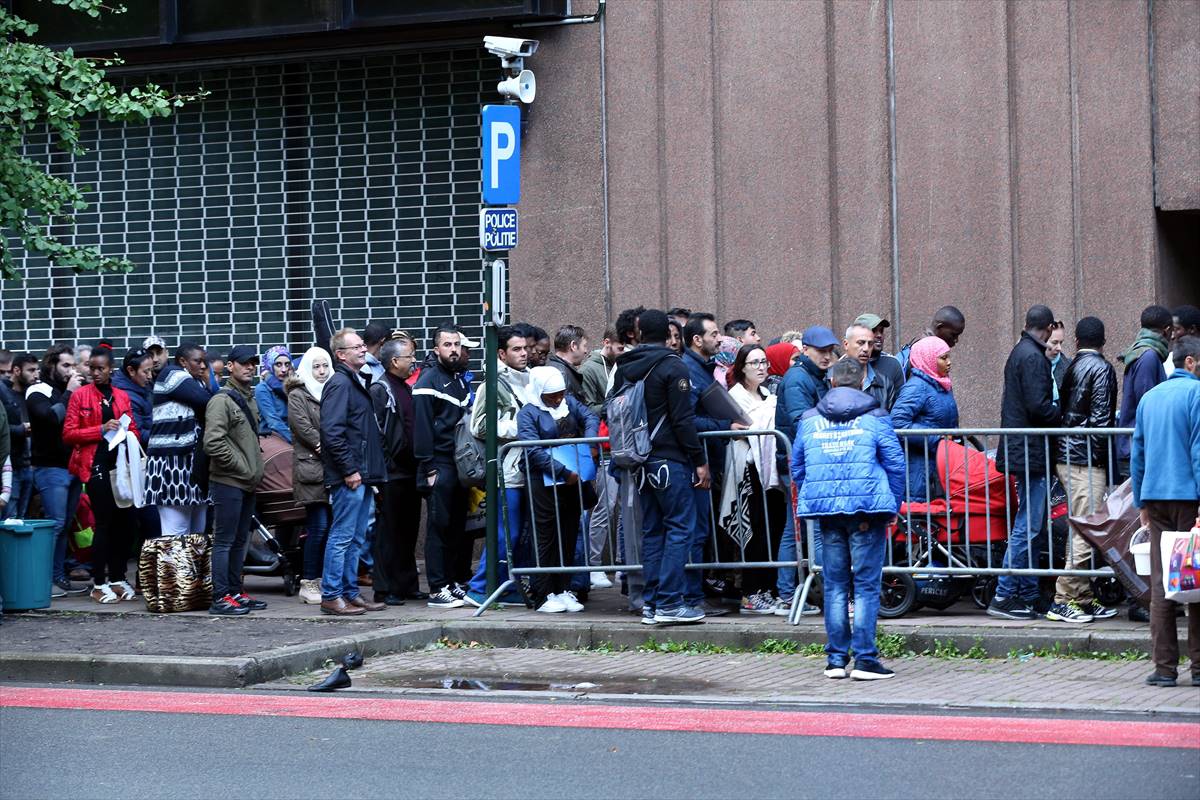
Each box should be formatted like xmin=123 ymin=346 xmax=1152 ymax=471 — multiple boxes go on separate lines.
xmin=611 ymin=309 xmax=709 ymax=625
xmin=412 ymin=324 xmax=472 ymax=608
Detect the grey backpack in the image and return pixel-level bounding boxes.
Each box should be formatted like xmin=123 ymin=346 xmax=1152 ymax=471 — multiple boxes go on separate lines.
xmin=604 ymin=361 xmax=665 ymax=469
xmin=454 ymin=414 xmax=487 ymax=488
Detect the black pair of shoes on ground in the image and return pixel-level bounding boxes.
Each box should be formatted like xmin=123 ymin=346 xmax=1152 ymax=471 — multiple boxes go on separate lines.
xmin=208 ymin=593 xmax=267 ymax=616
xmin=376 ymin=594 xmax=406 ymax=606
xmin=308 ymin=651 xmax=364 ymax=692
xmin=1144 ymin=671 xmax=1200 ymax=688
xmin=824 ymin=659 xmax=895 ymax=681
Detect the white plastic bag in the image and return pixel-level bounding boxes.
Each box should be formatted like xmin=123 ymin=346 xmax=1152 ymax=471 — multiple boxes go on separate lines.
xmin=111 ymin=435 xmax=147 ymax=509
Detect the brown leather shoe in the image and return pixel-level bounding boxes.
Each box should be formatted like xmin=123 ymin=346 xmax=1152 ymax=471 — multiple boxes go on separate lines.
xmin=321 ymin=597 xmax=365 ymax=616
xmin=347 ymin=595 xmax=386 ymax=611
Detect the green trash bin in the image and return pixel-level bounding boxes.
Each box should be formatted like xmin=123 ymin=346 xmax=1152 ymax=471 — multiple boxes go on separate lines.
xmin=0 ymin=519 xmax=59 ymax=612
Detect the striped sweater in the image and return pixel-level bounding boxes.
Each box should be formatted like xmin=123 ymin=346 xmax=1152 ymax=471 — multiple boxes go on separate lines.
xmin=148 ymin=364 xmax=213 ymax=456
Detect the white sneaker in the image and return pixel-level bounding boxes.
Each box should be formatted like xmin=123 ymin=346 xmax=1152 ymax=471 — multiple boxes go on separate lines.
xmin=559 ymin=591 xmax=584 ymax=612
xmin=590 ymin=571 xmax=613 ymax=589
xmin=537 ymin=594 xmax=568 ymax=613
xmin=298 ymin=579 xmax=321 ymax=604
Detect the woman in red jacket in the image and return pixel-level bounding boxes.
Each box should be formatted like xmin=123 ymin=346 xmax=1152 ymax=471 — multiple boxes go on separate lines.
xmin=63 ymin=347 xmax=140 ymax=604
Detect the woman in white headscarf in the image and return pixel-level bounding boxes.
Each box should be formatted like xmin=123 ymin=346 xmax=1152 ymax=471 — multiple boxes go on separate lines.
xmin=287 ymin=347 xmax=334 ymax=604
xmin=516 ymin=366 xmax=600 ymax=613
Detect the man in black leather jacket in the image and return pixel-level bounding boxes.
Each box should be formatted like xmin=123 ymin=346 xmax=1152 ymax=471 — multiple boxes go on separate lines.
xmin=1046 ymin=316 xmax=1118 ymax=624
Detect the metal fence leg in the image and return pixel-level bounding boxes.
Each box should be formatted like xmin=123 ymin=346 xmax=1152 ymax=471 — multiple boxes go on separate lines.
xmin=790 ymin=572 xmax=816 ymax=626
xmin=471 ymin=578 xmax=517 ymax=617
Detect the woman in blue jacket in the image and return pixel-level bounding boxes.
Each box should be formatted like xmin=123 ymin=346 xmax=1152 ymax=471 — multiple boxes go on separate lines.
xmin=516 ymin=366 xmax=600 ymax=614
xmin=890 ymin=336 xmax=959 ymax=502
xmin=254 ymin=345 xmax=293 ymax=442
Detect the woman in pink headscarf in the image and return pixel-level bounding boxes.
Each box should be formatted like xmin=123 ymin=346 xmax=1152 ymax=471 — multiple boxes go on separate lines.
xmin=891 ymin=336 xmax=959 ymax=501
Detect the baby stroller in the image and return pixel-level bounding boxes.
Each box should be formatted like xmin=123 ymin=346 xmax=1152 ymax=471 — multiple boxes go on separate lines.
xmin=243 ymin=434 xmax=306 ymax=595
xmin=882 ymin=438 xmax=1015 ymax=617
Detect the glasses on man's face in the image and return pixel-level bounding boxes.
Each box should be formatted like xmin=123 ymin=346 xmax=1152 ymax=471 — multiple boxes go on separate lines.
xmin=745 ymin=359 xmax=769 ymax=368
xmin=338 ymin=344 xmax=367 ymax=352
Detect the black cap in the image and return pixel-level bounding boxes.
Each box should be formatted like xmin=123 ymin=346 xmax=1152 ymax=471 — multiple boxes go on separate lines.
xmin=225 ymin=345 xmax=257 ymax=364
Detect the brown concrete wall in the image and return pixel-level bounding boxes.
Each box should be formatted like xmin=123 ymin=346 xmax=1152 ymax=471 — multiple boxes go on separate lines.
xmin=511 ymin=0 xmax=1170 ymax=424
xmin=1152 ymin=0 xmax=1200 ymax=211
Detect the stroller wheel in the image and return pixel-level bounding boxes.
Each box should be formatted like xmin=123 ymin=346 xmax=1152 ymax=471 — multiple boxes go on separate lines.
xmin=1092 ymin=577 xmax=1126 ymax=608
xmin=283 ymin=574 xmax=297 ymax=597
xmin=878 ymin=573 xmax=917 ymax=618
xmin=971 ymin=576 xmax=997 ymax=610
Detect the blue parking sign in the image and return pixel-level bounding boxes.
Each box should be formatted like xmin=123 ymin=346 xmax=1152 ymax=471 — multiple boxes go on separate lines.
xmin=481 ymin=105 xmax=521 ymax=205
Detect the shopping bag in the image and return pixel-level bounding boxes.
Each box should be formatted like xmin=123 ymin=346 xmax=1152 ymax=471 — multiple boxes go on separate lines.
xmin=111 ymin=436 xmax=148 ymax=509
xmin=138 ymin=533 xmax=213 ymax=613
xmin=1161 ymin=528 xmax=1200 ymax=604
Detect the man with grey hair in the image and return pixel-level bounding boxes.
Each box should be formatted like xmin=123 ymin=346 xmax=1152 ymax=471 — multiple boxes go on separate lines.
xmin=841 ymin=322 xmax=897 ymax=412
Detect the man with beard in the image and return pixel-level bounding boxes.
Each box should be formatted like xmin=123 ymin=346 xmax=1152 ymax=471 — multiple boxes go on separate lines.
xmin=413 ymin=324 xmax=473 ymax=608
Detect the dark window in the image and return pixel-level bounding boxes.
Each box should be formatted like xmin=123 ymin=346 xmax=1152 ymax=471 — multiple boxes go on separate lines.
xmin=13 ymin=0 xmax=160 ymax=47
xmin=177 ymin=0 xmax=335 ymax=40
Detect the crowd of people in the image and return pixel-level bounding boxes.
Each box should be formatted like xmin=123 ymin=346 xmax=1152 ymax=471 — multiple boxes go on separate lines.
xmin=1 ymin=301 xmax=1198 ymax=685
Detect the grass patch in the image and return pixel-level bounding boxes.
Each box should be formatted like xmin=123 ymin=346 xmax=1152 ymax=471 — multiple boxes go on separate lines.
xmin=426 ymin=637 xmax=493 ymax=651
xmin=1007 ymin=643 xmax=1147 ymax=662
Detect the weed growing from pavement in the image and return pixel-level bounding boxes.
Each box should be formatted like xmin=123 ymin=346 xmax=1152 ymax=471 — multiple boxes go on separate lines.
xmin=874 ymin=632 xmax=915 ymax=659
xmin=427 ymin=637 xmax=493 ymax=651
xmin=1006 ymin=642 xmax=1147 ymax=662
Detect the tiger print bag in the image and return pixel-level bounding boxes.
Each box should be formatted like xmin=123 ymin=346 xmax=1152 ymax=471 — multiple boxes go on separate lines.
xmin=138 ymin=534 xmax=213 ymax=613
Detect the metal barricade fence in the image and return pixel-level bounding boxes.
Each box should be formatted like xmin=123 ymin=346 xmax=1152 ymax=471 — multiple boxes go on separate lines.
xmin=794 ymin=427 xmax=1136 ymax=624
xmin=472 ymin=429 xmax=805 ymax=616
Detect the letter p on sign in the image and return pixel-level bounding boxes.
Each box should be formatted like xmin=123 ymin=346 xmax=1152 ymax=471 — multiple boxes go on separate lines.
xmin=482 ymin=105 xmax=521 ymax=205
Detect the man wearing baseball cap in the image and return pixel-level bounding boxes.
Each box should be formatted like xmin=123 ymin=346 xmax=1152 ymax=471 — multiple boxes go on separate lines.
xmin=142 ymin=335 xmax=168 ymax=378
xmin=203 ymin=345 xmax=266 ymax=616
xmin=853 ymin=313 xmax=904 ymax=411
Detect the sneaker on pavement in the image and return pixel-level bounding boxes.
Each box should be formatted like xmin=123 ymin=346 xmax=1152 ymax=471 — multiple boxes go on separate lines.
xmin=1128 ymin=604 xmax=1150 ymax=623
xmin=773 ymin=597 xmax=792 ymax=617
xmin=54 ymin=576 xmax=88 ymax=595
xmin=987 ymin=595 xmax=1036 ymax=620
xmin=1144 ymin=671 xmax=1177 ymax=688
xmin=233 ymin=593 xmax=267 ymax=610
xmin=696 ymin=601 xmax=729 ymax=618
xmin=50 ymin=582 xmax=67 ymax=598
xmin=559 ymin=591 xmax=584 ymax=612
xmin=463 ymin=590 xmax=485 ymax=608
xmin=537 ymin=594 xmax=568 ymax=613
xmin=741 ymin=591 xmax=777 ymax=615
xmin=1045 ymin=601 xmax=1093 ymax=624
xmin=800 ymin=602 xmax=821 ymax=616
xmin=654 ymin=605 xmax=705 ymax=625
xmin=1085 ymin=602 xmax=1119 ymax=620
xmin=640 ymin=606 xmax=657 ymax=625
xmin=590 ymin=571 xmax=613 ymax=589
xmin=209 ymin=594 xmax=250 ymax=616
xmin=298 ymin=579 xmax=322 ymax=604
xmin=850 ymin=660 xmax=895 ymax=681
xmin=427 ymin=587 xmax=465 ymax=609
xmin=823 ymin=660 xmax=848 ymax=679
xmin=449 ymin=583 xmax=469 ymax=601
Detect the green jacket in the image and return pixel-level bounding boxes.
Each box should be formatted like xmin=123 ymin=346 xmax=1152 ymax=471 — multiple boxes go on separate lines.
xmin=204 ymin=381 xmax=265 ymax=491
xmin=580 ymin=350 xmax=616 ymax=418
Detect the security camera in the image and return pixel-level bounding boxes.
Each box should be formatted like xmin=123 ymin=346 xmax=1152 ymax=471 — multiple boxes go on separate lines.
xmin=483 ymin=36 xmax=539 ymax=60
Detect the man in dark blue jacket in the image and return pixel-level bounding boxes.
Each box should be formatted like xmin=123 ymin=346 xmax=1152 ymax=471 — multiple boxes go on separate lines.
xmin=990 ymin=305 xmax=1060 ymax=620
xmin=0 ymin=353 xmax=36 ymax=518
xmin=1116 ymin=305 xmax=1173 ymax=462
xmin=681 ymin=312 xmax=746 ymax=615
xmin=319 ymin=328 xmax=387 ymax=616
xmin=612 ymin=309 xmax=710 ymax=625
xmin=791 ymin=359 xmax=905 ymax=680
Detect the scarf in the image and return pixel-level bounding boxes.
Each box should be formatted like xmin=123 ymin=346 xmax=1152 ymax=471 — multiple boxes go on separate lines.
xmin=1119 ymin=328 xmax=1168 ymax=367
xmin=909 ymin=336 xmax=952 ymax=391
xmin=528 ymin=366 xmax=569 ymax=420
xmin=262 ymin=345 xmax=293 ymax=392
xmin=296 ymin=347 xmax=332 ymax=402
xmin=765 ymin=342 xmax=798 ymax=377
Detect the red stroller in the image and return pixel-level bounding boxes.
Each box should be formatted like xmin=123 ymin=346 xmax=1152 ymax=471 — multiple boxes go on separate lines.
xmin=881 ymin=438 xmax=1015 ymax=617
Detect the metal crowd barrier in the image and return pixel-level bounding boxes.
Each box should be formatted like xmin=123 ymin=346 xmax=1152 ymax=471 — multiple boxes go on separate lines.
xmin=472 ymin=429 xmax=807 ymax=616
xmin=793 ymin=427 xmax=1136 ymax=624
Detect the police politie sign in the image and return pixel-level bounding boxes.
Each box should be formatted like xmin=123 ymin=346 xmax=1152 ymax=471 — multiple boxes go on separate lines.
xmin=480 ymin=208 xmax=518 ymax=251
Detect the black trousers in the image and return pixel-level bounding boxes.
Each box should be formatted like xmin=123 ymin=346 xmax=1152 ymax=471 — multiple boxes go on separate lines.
xmin=529 ymin=480 xmax=582 ymax=603
xmin=87 ymin=472 xmax=134 ymax=585
xmin=423 ymin=462 xmax=471 ymax=593
xmin=210 ymin=482 xmax=255 ymax=602
xmin=372 ymin=477 xmax=421 ymax=596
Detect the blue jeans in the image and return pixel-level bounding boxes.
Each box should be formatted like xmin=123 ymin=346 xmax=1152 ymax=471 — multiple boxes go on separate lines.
xmin=34 ymin=467 xmax=81 ymax=582
xmin=469 ymin=487 xmax=526 ymax=596
xmin=996 ymin=474 xmax=1049 ymax=602
xmin=685 ymin=486 xmax=710 ymax=606
xmin=303 ymin=502 xmax=332 ymax=580
xmin=322 ymin=484 xmax=373 ymax=601
xmin=819 ymin=514 xmax=887 ymax=664
xmin=8 ymin=465 xmax=33 ymax=519
xmin=639 ymin=459 xmax=696 ymax=613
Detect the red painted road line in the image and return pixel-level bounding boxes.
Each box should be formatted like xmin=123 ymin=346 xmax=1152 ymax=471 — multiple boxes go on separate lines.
xmin=2 ymin=686 xmax=1197 ymax=750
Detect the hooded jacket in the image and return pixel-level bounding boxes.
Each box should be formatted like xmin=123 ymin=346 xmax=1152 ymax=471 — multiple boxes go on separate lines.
xmin=1117 ymin=346 xmax=1167 ymax=461
xmin=286 ymin=375 xmax=327 ymax=505
xmin=611 ymin=344 xmax=706 ymax=468
xmin=469 ymin=361 xmax=529 ymax=488
xmin=580 ymin=350 xmax=617 ymax=417
xmin=774 ymin=354 xmax=829 ymax=443
xmin=1056 ymin=350 xmax=1117 ymax=469
xmin=1131 ymin=370 xmax=1200 ymax=507
xmin=516 ymin=395 xmax=600 ymax=482
xmin=996 ymin=331 xmax=1059 ymax=476
xmin=412 ymin=356 xmax=470 ymax=474
xmin=320 ymin=363 xmax=386 ymax=487
xmin=204 ymin=379 xmax=265 ymax=492
xmin=111 ymin=370 xmax=152 ymax=446
xmin=790 ymin=387 xmax=906 ymax=518
xmin=890 ymin=370 xmax=959 ymax=454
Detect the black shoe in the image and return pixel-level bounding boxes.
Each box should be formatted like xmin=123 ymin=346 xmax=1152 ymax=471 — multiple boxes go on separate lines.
xmin=378 ymin=593 xmax=406 ymax=606
xmin=209 ymin=594 xmax=250 ymax=616
xmin=402 ymin=590 xmax=430 ymax=601
xmin=341 ymin=651 xmax=364 ymax=670
xmin=233 ymin=593 xmax=267 ymax=610
xmin=1144 ymin=671 xmax=1176 ymax=688
xmin=987 ymin=596 xmax=1035 ymax=620
xmin=1192 ymin=674 xmax=1200 ymax=688
xmin=697 ymin=601 xmax=730 ymax=618
xmin=1128 ymin=605 xmax=1150 ymax=623
xmin=1031 ymin=596 xmax=1053 ymax=616
xmin=823 ymin=659 xmax=848 ymax=679
xmin=850 ymin=660 xmax=895 ymax=681
xmin=307 ymin=665 xmax=352 ymax=692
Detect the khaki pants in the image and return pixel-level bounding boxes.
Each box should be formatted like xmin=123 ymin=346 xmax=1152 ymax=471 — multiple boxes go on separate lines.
xmin=1053 ymin=463 xmax=1107 ymax=604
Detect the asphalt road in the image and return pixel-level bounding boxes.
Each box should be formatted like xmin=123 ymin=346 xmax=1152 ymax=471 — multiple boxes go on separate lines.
xmin=2 ymin=689 xmax=1197 ymax=800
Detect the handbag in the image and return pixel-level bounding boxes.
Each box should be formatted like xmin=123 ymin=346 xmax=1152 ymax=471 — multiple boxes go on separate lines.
xmin=110 ymin=435 xmax=148 ymax=509
xmin=1161 ymin=528 xmax=1200 ymax=604
xmin=138 ymin=533 xmax=213 ymax=613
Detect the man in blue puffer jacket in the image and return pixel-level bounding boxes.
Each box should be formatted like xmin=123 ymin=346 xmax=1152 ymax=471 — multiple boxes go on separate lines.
xmin=792 ymin=359 xmax=906 ymax=682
